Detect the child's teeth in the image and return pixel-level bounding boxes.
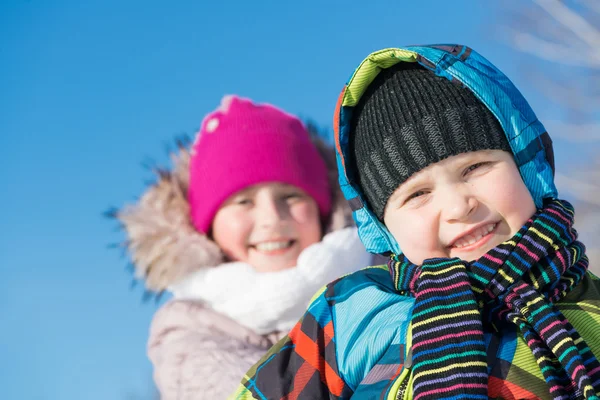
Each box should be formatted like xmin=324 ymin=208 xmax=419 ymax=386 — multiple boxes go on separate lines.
xmin=453 ymin=223 xmax=496 ymax=249
xmin=255 ymin=241 xmax=292 ymax=251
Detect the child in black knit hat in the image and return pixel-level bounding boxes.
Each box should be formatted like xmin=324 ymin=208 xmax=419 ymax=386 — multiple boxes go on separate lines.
xmin=232 ymin=45 xmax=600 ymax=400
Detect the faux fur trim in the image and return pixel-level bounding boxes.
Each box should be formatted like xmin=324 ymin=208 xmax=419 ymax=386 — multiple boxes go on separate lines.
xmin=109 ymin=132 xmax=354 ymax=293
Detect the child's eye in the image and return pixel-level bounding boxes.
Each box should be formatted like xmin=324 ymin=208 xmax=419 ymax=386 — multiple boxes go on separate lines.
xmin=234 ymin=198 xmax=252 ymax=206
xmin=283 ymin=193 xmax=303 ymax=202
xmin=463 ymin=162 xmax=489 ymax=176
xmin=406 ymin=190 xmax=427 ymax=202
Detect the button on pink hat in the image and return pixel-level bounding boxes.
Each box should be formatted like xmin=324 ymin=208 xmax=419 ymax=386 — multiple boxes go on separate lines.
xmin=188 ymin=95 xmax=332 ymax=233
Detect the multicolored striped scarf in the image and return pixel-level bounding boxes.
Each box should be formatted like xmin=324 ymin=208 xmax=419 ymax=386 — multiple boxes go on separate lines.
xmin=390 ymin=199 xmax=600 ymax=400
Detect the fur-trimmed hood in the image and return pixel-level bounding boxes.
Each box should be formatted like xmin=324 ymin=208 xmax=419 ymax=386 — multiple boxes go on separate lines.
xmin=110 ymin=134 xmax=354 ymax=292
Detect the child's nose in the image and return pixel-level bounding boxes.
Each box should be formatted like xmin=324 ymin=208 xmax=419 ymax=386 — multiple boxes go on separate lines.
xmin=442 ymin=186 xmax=478 ymax=222
xmin=256 ymin=199 xmax=286 ymax=226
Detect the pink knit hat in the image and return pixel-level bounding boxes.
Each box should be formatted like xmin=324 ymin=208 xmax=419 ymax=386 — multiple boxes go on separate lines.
xmin=188 ymin=95 xmax=332 ymax=233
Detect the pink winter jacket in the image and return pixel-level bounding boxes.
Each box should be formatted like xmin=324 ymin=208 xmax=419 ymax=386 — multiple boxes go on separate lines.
xmin=148 ymin=300 xmax=283 ymax=399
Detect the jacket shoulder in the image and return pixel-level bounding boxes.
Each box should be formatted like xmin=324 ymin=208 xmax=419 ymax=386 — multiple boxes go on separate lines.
xmin=325 ymin=266 xmax=415 ymax=390
xmin=149 ymin=300 xmax=275 ymax=399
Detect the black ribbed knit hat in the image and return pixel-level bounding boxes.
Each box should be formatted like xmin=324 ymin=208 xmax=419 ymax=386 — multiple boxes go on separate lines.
xmin=350 ymin=62 xmax=511 ymax=220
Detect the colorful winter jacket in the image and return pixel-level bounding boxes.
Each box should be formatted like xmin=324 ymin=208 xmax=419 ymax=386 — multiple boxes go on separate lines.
xmin=230 ymin=45 xmax=600 ymax=400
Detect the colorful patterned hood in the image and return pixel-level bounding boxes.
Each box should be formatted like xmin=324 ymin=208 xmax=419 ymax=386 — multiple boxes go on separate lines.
xmin=333 ymin=45 xmax=557 ymax=255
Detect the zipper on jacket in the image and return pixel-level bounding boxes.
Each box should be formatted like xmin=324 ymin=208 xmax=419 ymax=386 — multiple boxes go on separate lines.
xmin=395 ymin=372 xmax=410 ymax=400
xmin=391 ymin=321 xmax=414 ymax=400
xmin=393 ymin=346 xmax=412 ymax=400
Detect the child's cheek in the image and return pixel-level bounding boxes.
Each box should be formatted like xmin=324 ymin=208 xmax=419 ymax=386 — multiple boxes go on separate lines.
xmin=220 ymin=209 xmax=245 ymax=232
xmin=290 ymin=201 xmax=320 ymax=224
xmin=482 ymin=169 xmax=536 ymax=227
xmin=215 ymin=209 xmax=251 ymax=243
xmin=498 ymin=182 xmax=536 ymax=230
xmin=390 ymin=212 xmax=440 ymax=265
xmin=409 ymin=220 xmax=440 ymax=262
xmin=290 ymin=200 xmax=322 ymax=245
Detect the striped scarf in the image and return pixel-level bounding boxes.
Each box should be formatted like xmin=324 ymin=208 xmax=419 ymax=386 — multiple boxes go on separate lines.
xmin=390 ymin=199 xmax=600 ymax=400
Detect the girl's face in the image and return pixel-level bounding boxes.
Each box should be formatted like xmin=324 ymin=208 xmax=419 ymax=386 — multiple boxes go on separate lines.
xmin=211 ymin=183 xmax=322 ymax=272
xmin=383 ymin=150 xmax=537 ymax=265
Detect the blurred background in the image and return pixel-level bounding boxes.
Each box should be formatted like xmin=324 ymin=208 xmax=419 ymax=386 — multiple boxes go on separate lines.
xmin=1 ymin=1 xmax=598 ymax=399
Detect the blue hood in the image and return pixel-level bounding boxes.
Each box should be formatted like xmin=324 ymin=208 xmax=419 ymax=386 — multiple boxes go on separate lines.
xmin=332 ymin=45 xmax=557 ymax=255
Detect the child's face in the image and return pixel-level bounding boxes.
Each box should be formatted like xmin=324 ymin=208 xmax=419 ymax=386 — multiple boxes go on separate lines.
xmin=383 ymin=150 xmax=536 ymax=264
xmin=212 ymin=183 xmax=322 ymax=272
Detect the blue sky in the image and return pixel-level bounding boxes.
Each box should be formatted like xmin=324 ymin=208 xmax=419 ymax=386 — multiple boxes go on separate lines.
xmin=0 ymin=1 xmax=590 ymax=399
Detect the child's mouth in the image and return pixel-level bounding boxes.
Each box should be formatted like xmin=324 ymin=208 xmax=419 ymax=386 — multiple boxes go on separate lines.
xmin=450 ymin=222 xmax=498 ymax=251
xmin=250 ymin=240 xmax=296 ymax=255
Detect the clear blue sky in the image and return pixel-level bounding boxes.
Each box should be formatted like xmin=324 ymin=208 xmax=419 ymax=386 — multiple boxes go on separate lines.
xmin=0 ymin=1 xmax=587 ymax=399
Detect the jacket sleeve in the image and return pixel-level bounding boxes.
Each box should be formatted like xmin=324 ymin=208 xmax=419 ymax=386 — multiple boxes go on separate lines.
xmin=148 ymin=300 xmax=270 ymax=400
xmin=230 ymin=285 xmax=353 ymax=400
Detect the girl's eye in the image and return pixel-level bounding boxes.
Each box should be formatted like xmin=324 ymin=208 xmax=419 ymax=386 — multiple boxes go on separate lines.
xmin=234 ymin=198 xmax=252 ymax=206
xmin=283 ymin=193 xmax=302 ymax=201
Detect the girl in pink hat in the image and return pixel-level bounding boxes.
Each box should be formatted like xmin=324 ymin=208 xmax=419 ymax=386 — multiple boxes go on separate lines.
xmin=113 ymin=95 xmax=372 ymax=399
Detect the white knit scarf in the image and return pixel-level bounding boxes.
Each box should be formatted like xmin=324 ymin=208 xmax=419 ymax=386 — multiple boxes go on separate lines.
xmin=169 ymin=227 xmax=371 ymax=334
